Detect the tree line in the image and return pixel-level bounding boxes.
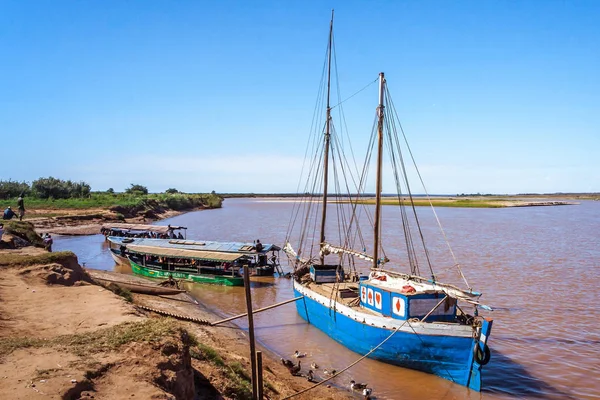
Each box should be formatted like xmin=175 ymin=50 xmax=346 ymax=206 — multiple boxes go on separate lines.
xmin=0 ymin=178 xmax=156 ymax=200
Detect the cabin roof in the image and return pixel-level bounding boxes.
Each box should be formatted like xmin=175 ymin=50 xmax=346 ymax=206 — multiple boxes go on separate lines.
xmin=109 ymin=237 xmax=281 ymax=253
xmin=126 ymin=244 xmax=245 ymax=262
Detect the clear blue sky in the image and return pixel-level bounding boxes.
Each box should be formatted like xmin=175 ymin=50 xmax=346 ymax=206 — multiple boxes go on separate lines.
xmin=1 ymin=1 xmax=598 ymax=194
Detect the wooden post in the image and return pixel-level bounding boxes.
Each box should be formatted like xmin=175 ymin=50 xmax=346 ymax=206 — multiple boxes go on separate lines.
xmin=243 ymin=265 xmax=258 ymax=400
xmin=257 ymin=351 xmax=264 ymax=399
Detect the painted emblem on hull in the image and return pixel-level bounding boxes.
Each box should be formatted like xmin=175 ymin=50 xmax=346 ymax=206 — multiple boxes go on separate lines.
xmin=375 ymin=292 xmax=382 ymax=310
xmin=392 ymin=296 xmax=405 ymax=317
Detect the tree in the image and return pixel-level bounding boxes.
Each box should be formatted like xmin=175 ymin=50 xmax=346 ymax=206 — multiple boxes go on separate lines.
xmin=32 ymin=177 xmax=91 ymax=199
xmin=106 ymin=188 xmax=115 ymax=194
xmin=165 ymin=188 xmax=179 ymax=194
xmin=125 ymin=184 xmax=148 ymax=195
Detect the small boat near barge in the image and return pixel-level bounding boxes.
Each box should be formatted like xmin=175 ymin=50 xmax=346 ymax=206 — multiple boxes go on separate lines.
xmin=101 ymin=223 xmax=187 ymax=239
xmin=92 ymin=276 xmax=186 ymax=296
xmin=108 ymin=237 xmax=282 ymax=286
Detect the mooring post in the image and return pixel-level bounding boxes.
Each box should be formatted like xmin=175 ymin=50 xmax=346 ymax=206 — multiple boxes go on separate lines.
xmin=257 ymin=351 xmax=264 ymax=399
xmin=243 ymin=265 xmax=258 ymax=400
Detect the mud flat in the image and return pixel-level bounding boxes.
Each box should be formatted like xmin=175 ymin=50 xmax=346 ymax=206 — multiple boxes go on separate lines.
xmin=0 ymin=243 xmax=353 ymax=399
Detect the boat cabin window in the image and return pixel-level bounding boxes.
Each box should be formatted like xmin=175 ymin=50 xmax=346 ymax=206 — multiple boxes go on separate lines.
xmin=408 ymin=297 xmax=457 ymax=321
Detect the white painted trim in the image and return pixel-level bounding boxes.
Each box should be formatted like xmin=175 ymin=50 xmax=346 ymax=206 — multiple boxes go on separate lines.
xmin=294 ymin=281 xmax=473 ymax=338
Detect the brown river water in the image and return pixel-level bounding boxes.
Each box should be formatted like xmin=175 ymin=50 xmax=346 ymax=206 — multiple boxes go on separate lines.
xmin=54 ymin=198 xmax=600 ymax=400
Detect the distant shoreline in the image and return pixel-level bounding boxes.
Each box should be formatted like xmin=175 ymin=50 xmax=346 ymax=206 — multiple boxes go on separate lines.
xmin=221 ymin=193 xmax=599 ymax=201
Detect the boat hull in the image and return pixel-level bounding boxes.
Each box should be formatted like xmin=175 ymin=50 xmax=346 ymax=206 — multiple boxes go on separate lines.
xmin=109 ymin=249 xmax=130 ymax=266
xmin=130 ymin=260 xmax=244 ymax=286
xmin=293 ymin=282 xmax=491 ymax=391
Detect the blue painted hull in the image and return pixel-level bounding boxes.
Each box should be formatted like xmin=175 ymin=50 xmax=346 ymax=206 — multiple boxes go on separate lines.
xmin=294 ymin=285 xmax=487 ymax=391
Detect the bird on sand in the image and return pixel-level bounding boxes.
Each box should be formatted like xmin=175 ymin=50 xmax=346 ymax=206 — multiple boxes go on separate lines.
xmin=323 ymin=368 xmax=336 ymax=376
xmin=306 ymin=369 xmax=315 ymax=382
xmin=350 ymin=380 xmax=368 ymax=390
xmin=281 ymin=358 xmax=294 ymax=368
xmin=289 ymin=360 xmax=301 ymax=376
xmin=363 ymin=387 xmax=373 ymax=399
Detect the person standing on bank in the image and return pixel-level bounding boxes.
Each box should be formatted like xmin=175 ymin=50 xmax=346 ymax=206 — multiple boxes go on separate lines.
xmin=255 ymin=239 xmax=263 ymax=252
xmin=17 ymin=193 xmax=25 ymax=221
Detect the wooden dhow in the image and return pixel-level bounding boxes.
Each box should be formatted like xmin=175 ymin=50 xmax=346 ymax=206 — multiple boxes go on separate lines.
xmin=284 ymin=13 xmax=493 ymax=391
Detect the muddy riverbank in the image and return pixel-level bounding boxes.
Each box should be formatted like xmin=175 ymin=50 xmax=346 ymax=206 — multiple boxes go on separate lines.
xmin=0 ymin=239 xmax=354 ymax=399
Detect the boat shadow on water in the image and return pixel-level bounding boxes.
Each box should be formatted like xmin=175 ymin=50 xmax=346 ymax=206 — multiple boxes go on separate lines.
xmin=483 ymin=348 xmax=578 ymax=399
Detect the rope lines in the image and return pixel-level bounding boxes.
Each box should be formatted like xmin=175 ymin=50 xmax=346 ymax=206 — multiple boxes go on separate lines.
xmin=281 ymin=320 xmax=407 ymax=399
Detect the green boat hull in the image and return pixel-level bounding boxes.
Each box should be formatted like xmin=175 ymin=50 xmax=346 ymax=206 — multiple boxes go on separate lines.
xmin=130 ymin=261 xmax=244 ymax=286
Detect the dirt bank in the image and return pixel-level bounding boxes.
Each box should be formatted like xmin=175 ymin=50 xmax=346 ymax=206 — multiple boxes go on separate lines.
xmin=27 ymin=208 xmax=190 ymax=236
xmin=0 ymin=248 xmax=354 ymax=399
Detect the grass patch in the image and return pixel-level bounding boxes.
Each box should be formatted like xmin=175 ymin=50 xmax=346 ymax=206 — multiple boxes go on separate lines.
xmin=2 ymin=221 xmax=46 ymax=247
xmin=0 ymin=193 xmax=223 ymax=211
xmin=351 ymin=198 xmax=510 ymax=208
xmin=0 ymin=337 xmax=45 ymax=356
xmin=0 ymin=251 xmax=76 ymax=267
xmin=191 ymin=343 xmax=225 ymax=367
xmin=106 ymin=283 xmax=133 ymax=302
xmin=0 ymin=319 xmax=180 ymax=358
xmin=224 ymin=361 xmax=252 ymax=399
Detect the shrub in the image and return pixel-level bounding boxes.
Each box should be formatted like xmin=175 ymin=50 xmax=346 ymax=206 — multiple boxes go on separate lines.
xmin=125 ymin=184 xmax=148 ymax=195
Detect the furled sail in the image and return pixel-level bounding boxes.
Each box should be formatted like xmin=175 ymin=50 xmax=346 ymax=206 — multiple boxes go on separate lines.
xmin=319 ymin=242 xmax=381 ymax=264
xmin=283 ymin=242 xmax=311 ymax=265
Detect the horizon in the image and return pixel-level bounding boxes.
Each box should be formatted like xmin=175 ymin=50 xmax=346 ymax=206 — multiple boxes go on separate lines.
xmin=1 ymin=2 xmax=598 ymax=194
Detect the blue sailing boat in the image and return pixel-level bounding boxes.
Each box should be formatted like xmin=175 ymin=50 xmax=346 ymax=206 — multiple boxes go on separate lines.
xmin=284 ymin=13 xmax=493 ymax=391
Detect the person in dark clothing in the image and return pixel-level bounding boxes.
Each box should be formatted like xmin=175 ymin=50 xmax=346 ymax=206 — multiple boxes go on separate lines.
xmin=3 ymin=207 xmax=16 ymax=220
xmin=17 ymin=194 xmax=25 ymax=221
xmin=255 ymin=239 xmax=263 ymax=252
xmin=43 ymin=234 xmax=53 ymax=252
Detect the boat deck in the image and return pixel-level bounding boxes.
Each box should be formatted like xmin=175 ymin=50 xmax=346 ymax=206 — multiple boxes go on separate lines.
xmin=305 ymin=281 xmax=383 ymax=317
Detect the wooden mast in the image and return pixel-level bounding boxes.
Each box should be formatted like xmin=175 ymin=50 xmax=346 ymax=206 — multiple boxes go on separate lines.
xmin=319 ymin=10 xmax=334 ymax=264
xmin=373 ymin=72 xmax=385 ymax=269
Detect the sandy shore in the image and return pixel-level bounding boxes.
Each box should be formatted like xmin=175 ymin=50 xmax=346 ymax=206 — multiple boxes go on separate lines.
xmin=0 ymin=246 xmax=354 ymax=399
xmin=26 ymin=209 xmax=188 ymax=236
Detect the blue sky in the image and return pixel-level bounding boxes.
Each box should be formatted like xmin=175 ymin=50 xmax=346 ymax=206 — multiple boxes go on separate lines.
xmin=1 ymin=1 xmax=598 ymax=194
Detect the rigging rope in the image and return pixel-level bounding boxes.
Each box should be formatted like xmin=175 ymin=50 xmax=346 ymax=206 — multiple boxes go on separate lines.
xmin=330 ymin=77 xmax=379 ymax=110
xmin=385 ymin=87 xmax=471 ymax=289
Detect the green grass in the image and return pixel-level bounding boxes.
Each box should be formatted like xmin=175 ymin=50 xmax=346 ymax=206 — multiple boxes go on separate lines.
xmin=191 ymin=343 xmax=226 ymax=367
xmin=0 ymin=251 xmax=76 ymax=267
xmin=2 ymin=221 xmax=46 ymax=247
xmin=353 ymin=198 xmax=509 ymax=208
xmin=0 ymin=318 xmax=182 ymax=358
xmin=0 ymin=193 xmax=223 ymax=211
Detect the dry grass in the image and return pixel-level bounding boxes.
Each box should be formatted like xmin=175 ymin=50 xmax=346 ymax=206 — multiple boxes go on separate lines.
xmin=0 ymin=251 xmax=76 ymax=267
xmin=0 ymin=318 xmax=182 ymax=357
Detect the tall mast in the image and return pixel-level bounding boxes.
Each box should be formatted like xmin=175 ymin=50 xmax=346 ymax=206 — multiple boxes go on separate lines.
xmin=373 ymin=72 xmax=385 ymax=269
xmin=319 ymin=10 xmax=334 ymax=264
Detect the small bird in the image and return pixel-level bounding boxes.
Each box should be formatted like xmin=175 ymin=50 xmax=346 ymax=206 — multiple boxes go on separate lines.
xmin=310 ymin=362 xmax=319 ymax=369
xmin=294 ymin=350 xmax=307 ymax=358
xmin=363 ymin=387 xmax=373 ymax=399
xmin=281 ymin=358 xmax=295 ymax=368
xmin=289 ymin=360 xmax=301 ymax=376
xmin=323 ymin=368 xmax=336 ymax=376
xmin=306 ymin=369 xmax=315 ymax=382
xmin=350 ymin=380 xmax=368 ymax=390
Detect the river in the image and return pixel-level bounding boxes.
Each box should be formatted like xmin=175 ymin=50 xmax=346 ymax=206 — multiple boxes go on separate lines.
xmin=54 ymin=198 xmax=600 ymax=400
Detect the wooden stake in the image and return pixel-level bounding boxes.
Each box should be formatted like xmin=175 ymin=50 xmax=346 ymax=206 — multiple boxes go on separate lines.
xmin=243 ymin=265 xmax=258 ymax=400
xmin=257 ymin=351 xmax=264 ymax=399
